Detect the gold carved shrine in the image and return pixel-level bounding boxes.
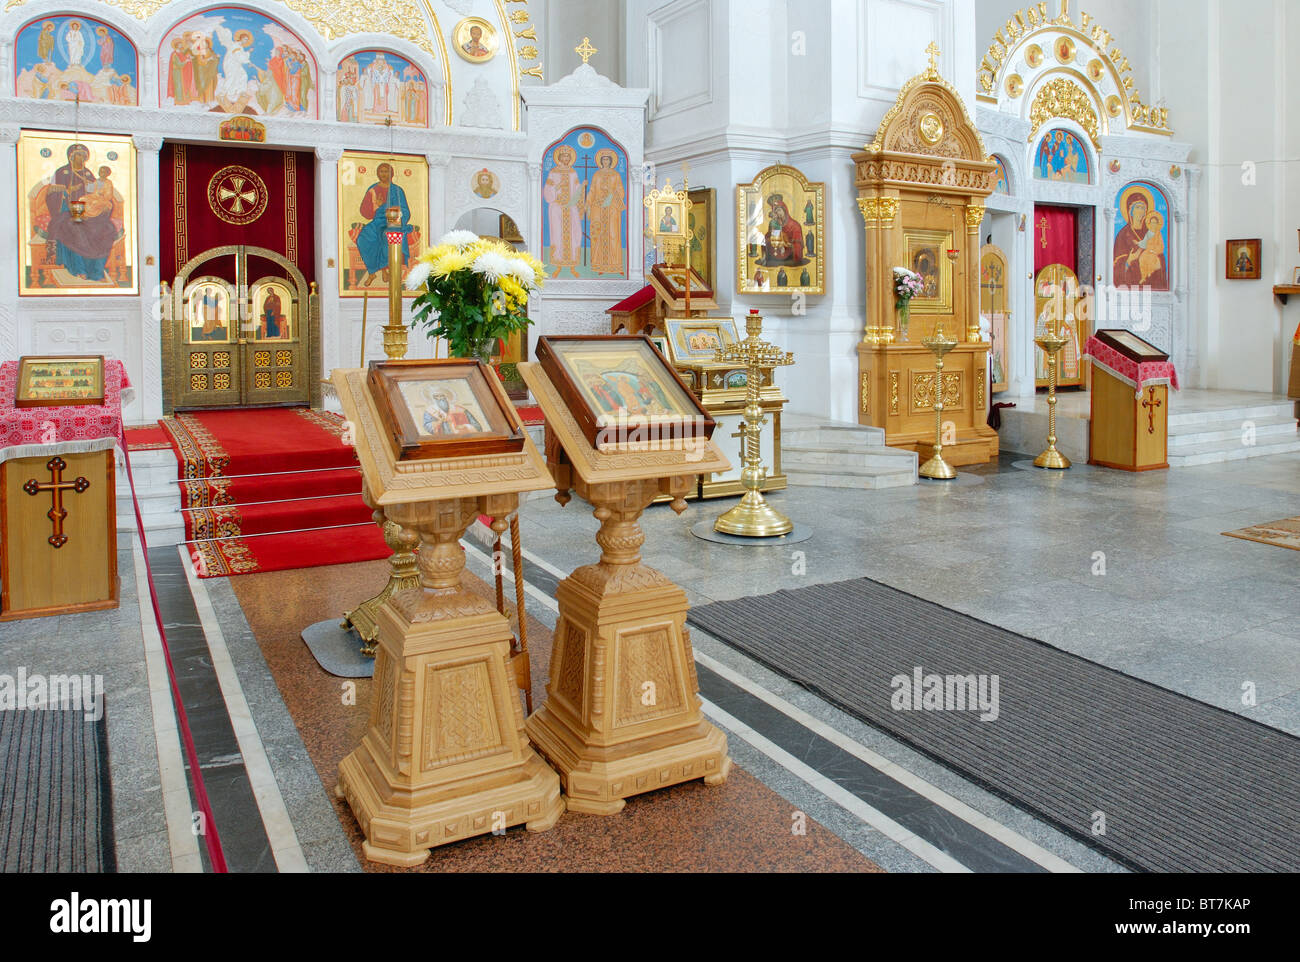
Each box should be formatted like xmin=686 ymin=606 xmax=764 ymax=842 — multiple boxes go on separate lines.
xmin=853 ymin=48 xmax=1000 ymax=466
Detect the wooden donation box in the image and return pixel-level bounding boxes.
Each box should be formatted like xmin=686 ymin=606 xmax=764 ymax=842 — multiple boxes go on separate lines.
xmin=331 ymin=359 xmax=562 ymax=865
xmin=519 ymin=335 xmax=734 ymax=814
xmin=1 ymin=355 xmax=119 ymax=620
xmin=852 ymin=53 xmax=999 ymax=466
xmin=1084 ymin=330 xmax=1178 ymax=472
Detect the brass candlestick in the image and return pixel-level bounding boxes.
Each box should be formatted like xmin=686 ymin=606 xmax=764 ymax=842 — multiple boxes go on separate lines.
xmin=1033 ymin=329 xmax=1072 ymax=469
xmin=918 ymin=322 xmax=958 ymax=480
xmin=341 ymin=209 xmax=417 ymax=654
xmin=382 ymin=206 xmax=409 ymax=360
xmin=712 ymin=311 xmax=795 ymax=537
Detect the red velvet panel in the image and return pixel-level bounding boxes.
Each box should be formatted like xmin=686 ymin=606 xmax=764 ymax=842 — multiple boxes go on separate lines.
xmin=159 ymin=143 xmax=315 ymax=282
xmin=1033 ymin=204 xmax=1077 ymax=275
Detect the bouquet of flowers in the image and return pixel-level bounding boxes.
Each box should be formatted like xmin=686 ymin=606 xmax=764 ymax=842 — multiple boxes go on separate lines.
xmin=893 ymin=266 xmax=924 ymax=336
xmin=405 ymin=230 xmax=545 ymax=361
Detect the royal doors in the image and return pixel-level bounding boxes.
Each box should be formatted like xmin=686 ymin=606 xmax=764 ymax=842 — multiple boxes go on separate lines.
xmin=162 ymin=245 xmax=319 ymax=412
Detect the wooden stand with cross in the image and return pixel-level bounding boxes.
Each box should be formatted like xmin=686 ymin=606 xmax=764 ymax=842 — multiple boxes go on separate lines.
xmin=1086 ymin=330 xmax=1174 ymax=472
xmin=1 ymin=448 xmax=119 ymax=620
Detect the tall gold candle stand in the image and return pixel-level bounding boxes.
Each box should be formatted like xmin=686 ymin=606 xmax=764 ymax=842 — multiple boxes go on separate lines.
xmin=713 ymin=310 xmax=795 ymax=536
xmin=341 ymin=208 xmax=418 ymax=651
xmin=918 ymin=321 xmax=959 ymax=480
xmin=381 ymin=207 xmax=409 ymax=360
xmin=1033 ymin=328 xmax=1072 ymax=469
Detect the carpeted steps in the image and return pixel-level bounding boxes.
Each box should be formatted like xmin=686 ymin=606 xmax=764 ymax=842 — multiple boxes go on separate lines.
xmin=160 ymin=407 xmax=389 ymax=577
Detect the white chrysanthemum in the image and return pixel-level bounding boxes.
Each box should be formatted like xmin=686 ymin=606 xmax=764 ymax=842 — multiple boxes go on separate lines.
xmin=505 ymin=257 xmax=537 ymax=289
xmin=439 ymin=230 xmax=481 ymax=249
xmin=405 ymin=260 xmax=433 ymax=291
xmin=471 ymin=251 xmax=513 ymax=283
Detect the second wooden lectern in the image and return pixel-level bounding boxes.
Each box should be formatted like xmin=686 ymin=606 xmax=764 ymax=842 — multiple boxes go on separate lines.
xmin=1085 ymin=330 xmax=1178 ymax=472
xmin=520 ymin=336 xmax=735 ymax=814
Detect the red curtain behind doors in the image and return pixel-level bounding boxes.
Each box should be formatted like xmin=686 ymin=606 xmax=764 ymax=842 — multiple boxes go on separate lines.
xmin=1033 ymin=204 xmax=1077 ymax=275
xmin=159 ymin=143 xmax=315 ymax=282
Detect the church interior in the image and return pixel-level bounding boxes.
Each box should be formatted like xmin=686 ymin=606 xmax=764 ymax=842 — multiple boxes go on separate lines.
xmin=2 ymin=0 xmax=1300 ymax=889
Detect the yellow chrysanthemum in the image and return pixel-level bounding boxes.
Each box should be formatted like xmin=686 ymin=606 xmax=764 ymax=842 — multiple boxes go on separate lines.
xmin=430 ymin=249 xmax=473 ymax=278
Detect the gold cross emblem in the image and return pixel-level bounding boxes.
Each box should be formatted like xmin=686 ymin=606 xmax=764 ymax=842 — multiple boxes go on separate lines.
xmin=575 ymin=36 xmax=597 ymax=65
xmin=1039 ymin=216 xmax=1050 ymax=249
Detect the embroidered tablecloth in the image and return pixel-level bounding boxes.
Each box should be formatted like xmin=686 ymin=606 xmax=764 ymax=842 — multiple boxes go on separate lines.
xmin=1082 ymin=336 xmax=1179 ymax=399
xmin=0 ymin=359 xmax=128 ymax=464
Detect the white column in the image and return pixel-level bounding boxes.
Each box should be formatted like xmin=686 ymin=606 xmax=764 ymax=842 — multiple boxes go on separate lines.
xmin=0 ymin=125 xmax=19 ymax=361
xmin=134 ymin=134 xmax=164 ymax=423
xmin=315 ymin=146 xmax=343 ymax=379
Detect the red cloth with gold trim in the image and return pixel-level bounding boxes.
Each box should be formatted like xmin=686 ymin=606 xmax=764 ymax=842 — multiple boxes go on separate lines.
xmin=0 ymin=359 xmax=128 ymax=448
xmin=1082 ymin=336 xmax=1179 ymax=399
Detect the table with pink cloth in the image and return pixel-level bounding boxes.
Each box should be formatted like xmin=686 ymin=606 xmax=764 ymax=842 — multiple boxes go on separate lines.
xmin=1082 ymin=336 xmax=1179 ymax=399
xmin=0 ymin=359 xmax=129 ymax=465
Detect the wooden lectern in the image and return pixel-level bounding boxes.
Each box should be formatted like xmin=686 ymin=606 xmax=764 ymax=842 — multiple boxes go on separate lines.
xmin=519 ymin=336 xmax=734 ymax=814
xmin=852 ymin=45 xmax=999 ymax=466
xmin=331 ymin=360 xmax=563 ymax=865
xmin=1085 ymin=330 xmax=1176 ymax=472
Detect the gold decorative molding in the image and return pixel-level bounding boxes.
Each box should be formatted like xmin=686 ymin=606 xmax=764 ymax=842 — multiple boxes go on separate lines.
xmin=878 ymin=197 xmax=899 ymax=226
xmin=1028 ymin=77 xmax=1100 ymax=148
xmin=868 ymin=45 xmax=989 ymax=159
xmin=965 ymin=205 xmax=986 ymax=231
xmin=860 ymin=373 xmax=870 ymax=415
xmin=976 ymin=369 xmax=985 ymax=409
xmin=889 ymin=372 xmax=900 ymax=415
xmin=976 ymin=2 xmax=1172 ymax=135
xmin=857 ymin=196 xmax=877 ymax=227
xmin=912 ymin=372 xmax=961 ymax=412
xmin=3 ymin=0 xmax=171 ymax=17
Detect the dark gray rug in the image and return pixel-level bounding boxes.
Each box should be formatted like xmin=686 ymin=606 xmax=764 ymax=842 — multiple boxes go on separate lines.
xmin=688 ymin=578 xmax=1300 ymax=873
xmin=0 ymin=703 xmax=116 ymax=872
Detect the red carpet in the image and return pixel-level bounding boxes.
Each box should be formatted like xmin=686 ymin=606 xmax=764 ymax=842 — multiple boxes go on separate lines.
xmin=160 ymin=408 xmax=389 ymax=577
xmin=125 ymin=423 xmax=172 ymax=451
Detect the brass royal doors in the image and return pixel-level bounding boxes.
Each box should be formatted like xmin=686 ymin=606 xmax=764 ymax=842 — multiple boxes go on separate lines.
xmin=162 ymin=245 xmax=320 ymax=412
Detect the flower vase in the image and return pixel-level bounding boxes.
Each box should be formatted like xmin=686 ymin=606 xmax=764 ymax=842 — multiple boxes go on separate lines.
xmin=897 ymin=303 xmax=910 ymax=342
xmin=469 ymin=337 xmax=498 ymax=366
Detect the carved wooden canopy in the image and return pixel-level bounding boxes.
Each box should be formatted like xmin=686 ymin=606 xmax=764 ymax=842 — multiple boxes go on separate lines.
xmin=854 ymin=57 xmax=995 ymax=196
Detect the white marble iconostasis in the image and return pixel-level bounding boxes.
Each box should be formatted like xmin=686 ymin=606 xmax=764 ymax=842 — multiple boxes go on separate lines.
xmin=0 ymin=0 xmax=546 ymax=423
xmin=975 ymin=6 xmax=1198 ymax=399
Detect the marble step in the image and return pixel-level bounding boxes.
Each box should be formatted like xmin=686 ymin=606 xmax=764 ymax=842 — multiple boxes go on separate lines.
xmin=784 ymin=441 xmax=921 ymax=470
xmin=783 ymin=423 xmax=888 ymax=448
xmin=1166 ymin=435 xmax=1300 ymax=467
xmin=785 ymin=463 xmax=918 ymax=490
xmin=1168 ymin=414 xmax=1298 ymax=448
xmin=1167 ymin=401 xmax=1297 ymax=429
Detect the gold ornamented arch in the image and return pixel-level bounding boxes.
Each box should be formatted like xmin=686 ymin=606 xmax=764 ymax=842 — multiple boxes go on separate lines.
xmin=869 ymin=44 xmax=988 ymax=160
xmin=976 ymin=0 xmax=1171 ymax=136
xmin=1027 ymin=76 xmax=1101 ymax=148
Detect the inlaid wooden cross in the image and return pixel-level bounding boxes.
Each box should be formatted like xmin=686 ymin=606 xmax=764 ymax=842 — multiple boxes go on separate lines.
xmin=1142 ymin=386 xmax=1162 ymax=434
xmin=22 ymin=457 xmax=90 ymax=549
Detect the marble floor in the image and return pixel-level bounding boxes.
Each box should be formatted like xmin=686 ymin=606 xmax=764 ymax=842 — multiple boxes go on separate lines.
xmin=2 ymin=442 xmax=1298 ymax=873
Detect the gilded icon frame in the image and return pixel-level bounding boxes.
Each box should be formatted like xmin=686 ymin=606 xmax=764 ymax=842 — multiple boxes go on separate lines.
xmin=14 ymin=355 xmax=106 ymax=408
xmin=337 ymin=150 xmax=429 ymax=299
xmin=18 ymin=130 xmax=138 ymax=297
xmin=735 ymin=164 xmax=826 ymax=296
xmin=903 ymin=228 xmax=954 ymax=315
xmin=686 ymin=187 xmax=716 ymax=290
xmin=453 ymin=16 xmax=499 ymax=64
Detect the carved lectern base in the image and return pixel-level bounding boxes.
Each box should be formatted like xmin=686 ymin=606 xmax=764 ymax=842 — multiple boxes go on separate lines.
xmin=525 ymin=477 xmax=732 ymax=814
xmin=335 ymin=495 xmax=563 ymax=865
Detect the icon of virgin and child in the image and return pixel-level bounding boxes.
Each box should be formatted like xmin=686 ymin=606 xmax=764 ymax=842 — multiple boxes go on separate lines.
xmin=1112 ymin=186 xmax=1169 ymax=290
xmin=757 ymin=193 xmax=809 ymax=268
